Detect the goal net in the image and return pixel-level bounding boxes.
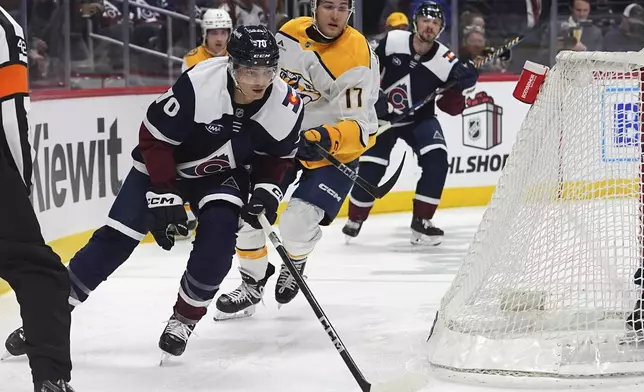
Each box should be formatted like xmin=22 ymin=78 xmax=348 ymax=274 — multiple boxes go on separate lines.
xmin=427 ymin=51 xmax=644 ymax=378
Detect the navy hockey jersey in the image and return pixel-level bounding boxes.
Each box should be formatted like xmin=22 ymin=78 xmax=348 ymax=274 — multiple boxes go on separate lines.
xmin=135 ymin=57 xmax=303 ymax=190
xmin=376 ymin=30 xmax=462 ymax=126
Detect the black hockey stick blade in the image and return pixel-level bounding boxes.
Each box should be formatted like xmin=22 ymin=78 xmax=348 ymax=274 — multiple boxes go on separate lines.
xmin=371 ymin=151 xmax=406 ymax=199
xmin=378 ymin=0 xmax=553 ymax=135
xmin=257 ymin=213 xmax=428 ymax=392
xmin=313 ymin=143 xmax=405 ymax=199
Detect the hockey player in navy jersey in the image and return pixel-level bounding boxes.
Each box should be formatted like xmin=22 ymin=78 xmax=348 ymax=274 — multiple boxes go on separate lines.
xmin=342 ymin=1 xmax=478 ymax=246
xmin=4 ymin=25 xmax=304 ymax=361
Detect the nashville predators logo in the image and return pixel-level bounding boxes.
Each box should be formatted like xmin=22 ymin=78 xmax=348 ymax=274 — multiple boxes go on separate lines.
xmin=280 ymin=68 xmax=321 ymax=105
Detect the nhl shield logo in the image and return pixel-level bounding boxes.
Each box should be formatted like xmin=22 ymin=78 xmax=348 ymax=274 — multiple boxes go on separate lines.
xmin=468 ymin=118 xmax=481 ymax=140
xmin=462 ymin=91 xmax=503 ymax=151
xmin=235 ymin=108 xmax=244 ymax=118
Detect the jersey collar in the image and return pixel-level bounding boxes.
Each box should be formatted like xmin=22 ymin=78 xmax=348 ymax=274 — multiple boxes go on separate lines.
xmin=409 ymin=34 xmax=439 ymax=62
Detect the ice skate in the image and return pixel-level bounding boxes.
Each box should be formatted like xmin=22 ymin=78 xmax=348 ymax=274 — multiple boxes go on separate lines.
xmin=214 ymin=263 xmax=275 ymax=321
xmin=158 ymin=315 xmax=196 ymax=365
xmin=410 ymin=216 xmax=444 ymax=246
xmin=34 ymin=379 xmax=76 ymax=392
xmin=342 ymin=219 xmax=363 ymax=243
xmin=2 ymin=326 xmax=26 ymax=360
xmin=275 ymin=260 xmax=306 ymax=308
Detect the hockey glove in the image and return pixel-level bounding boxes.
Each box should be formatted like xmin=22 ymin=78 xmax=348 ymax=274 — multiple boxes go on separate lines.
xmin=375 ymin=88 xmax=394 ymax=119
xmin=437 ymin=89 xmax=466 ymax=116
xmin=296 ymin=126 xmax=338 ymax=162
xmin=450 ymin=59 xmax=479 ymax=91
xmin=242 ymin=184 xmax=283 ymax=230
xmin=145 ymin=188 xmax=189 ymax=251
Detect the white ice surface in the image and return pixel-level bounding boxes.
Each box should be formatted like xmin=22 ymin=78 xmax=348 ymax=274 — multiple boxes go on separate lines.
xmin=1 ymin=208 xmax=643 ymax=392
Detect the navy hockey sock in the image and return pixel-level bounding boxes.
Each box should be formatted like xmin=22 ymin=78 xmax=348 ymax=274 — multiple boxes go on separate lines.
xmin=67 ymin=226 xmax=139 ymax=304
xmin=173 ymin=204 xmax=238 ymax=323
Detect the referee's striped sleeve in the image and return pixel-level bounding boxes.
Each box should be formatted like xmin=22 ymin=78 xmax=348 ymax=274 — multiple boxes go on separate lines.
xmin=0 ymin=6 xmax=32 ymax=191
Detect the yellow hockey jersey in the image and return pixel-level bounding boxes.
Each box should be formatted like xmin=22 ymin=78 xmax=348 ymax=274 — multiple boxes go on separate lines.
xmin=276 ymin=17 xmax=380 ymax=169
xmin=182 ymin=46 xmax=227 ymax=72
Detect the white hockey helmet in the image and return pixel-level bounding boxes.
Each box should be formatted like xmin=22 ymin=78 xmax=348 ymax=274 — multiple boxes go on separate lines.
xmin=201 ymin=8 xmax=233 ymax=40
xmin=309 ymin=0 xmax=354 ymax=39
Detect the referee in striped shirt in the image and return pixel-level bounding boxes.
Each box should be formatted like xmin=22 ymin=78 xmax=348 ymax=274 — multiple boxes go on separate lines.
xmin=0 ymin=6 xmax=75 ymax=392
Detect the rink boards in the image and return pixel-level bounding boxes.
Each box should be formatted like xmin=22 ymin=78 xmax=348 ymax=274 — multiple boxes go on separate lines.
xmin=1 ymin=79 xmax=530 ymax=295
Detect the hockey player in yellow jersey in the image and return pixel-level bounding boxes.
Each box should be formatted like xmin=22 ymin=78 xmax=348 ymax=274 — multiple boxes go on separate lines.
xmin=182 ymin=9 xmax=232 ymax=72
xmin=214 ymin=0 xmax=381 ymax=320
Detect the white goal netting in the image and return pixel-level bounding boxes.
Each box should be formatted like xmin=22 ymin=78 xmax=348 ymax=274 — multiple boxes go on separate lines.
xmin=427 ymin=51 xmax=644 ymax=378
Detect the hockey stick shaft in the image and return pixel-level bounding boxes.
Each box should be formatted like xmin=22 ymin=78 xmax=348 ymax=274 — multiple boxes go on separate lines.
xmin=377 ymin=0 xmax=553 ymax=135
xmin=312 ymin=142 xmax=405 ymax=199
xmin=258 ymin=213 xmax=373 ymax=392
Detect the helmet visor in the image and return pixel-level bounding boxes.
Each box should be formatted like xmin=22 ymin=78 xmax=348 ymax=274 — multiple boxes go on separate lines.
xmin=233 ymin=64 xmax=278 ymax=85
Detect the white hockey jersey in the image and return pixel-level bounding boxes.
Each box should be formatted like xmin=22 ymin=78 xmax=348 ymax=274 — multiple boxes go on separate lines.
xmin=276 ymin=17 xmax=380 ymax=169
xmin=135 ymin=57 xmax=303 ymax=190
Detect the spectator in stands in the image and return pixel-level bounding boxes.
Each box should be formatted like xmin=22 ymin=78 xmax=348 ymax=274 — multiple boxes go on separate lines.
xmin=386 ymin=12 xmax=409 ymax=31
xmin=460 ymin=9 xmax=485 ymax=33
xmin=604 ymin=3 xmax=644 ymax=52
xmin=368 ymin=11 xmax=409 ymax=48
xmin=558 ymin=0 xmax=603 ymax=51
xmin=594 ymin=0 xmax=619 ymax=36
xmin=460 ymin=25 xmax=507 ymax=73
xmin=220 ymin=0 xmax=267 ymax=28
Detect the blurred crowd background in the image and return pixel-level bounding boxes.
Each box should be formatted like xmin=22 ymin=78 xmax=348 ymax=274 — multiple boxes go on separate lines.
xmin=3 ymin=0 xmax=644 ymax=90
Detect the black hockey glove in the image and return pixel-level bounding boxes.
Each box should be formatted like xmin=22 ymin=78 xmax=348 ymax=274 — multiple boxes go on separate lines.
xmin=242 ymin=184 xmax=283 ymax=230
xmin=296 ymin=126 xmax=338 ymax=162
xmin=145 ymin=188 xmax=189 ymax=251
xmin=375 ymin=88 xmax=393 ymax=119
xmin=450 ymin=59 xmax=479 ymax=91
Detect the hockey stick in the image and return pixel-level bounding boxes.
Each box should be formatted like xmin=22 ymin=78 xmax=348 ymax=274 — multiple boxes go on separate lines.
xmin=377 ymin=0 xmax=553 ymax=135
xmin=312 ymin=142 xmax=406 ymax=199
xmin=258 ymin=213 xmax=428 ymax=392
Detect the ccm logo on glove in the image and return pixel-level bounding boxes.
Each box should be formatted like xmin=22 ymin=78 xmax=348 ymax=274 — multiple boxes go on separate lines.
xmin=145 ymin=189 xmax=189 ymax=251
xmin=147 ymin=193 xmax=183 ymax=207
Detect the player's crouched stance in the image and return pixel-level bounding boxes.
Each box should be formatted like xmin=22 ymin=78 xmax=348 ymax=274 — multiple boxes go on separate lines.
xmin=4 ymin=25 xmax=303 ymax=363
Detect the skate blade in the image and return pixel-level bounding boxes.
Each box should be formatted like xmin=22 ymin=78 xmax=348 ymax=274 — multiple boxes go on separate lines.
xmin=159 ymin=352 xmax=173 ymax=366
xmin=410 ymin=233 xmax=442 ymax=247
xmin=1 ymin=350 xmax=12 ymax=361
xmin=213 ymin=305 xmax=256 ymax=321
xmin=370 ymin=372 xmax=429 ymax=392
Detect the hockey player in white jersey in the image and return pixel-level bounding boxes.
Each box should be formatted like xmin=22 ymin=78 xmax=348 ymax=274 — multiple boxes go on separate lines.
xmin=4 ymin=25 xmax=304 ymax=362
xmin=214 ymin=0 xmax=380 ymax=320
xmin=344 ymin=1 xmax=478 ymax=246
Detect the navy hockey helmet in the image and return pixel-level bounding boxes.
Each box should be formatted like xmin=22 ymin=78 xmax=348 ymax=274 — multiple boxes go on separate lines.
xmin=413 ymin=1 xmax=446 ymax=36
xmin=227 ymin=25 xmax=279 ymax=68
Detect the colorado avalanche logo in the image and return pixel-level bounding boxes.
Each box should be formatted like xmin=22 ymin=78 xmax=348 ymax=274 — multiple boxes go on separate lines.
xmin=388 ymin=86 xmax=409 ymax=111
xmin=176 ymin=141 xmax=237 ymax=178
xmin=280 ymin=68 xmax=321 ymax=105
xmin=384 ymin=75 xmax=413 ymax=112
